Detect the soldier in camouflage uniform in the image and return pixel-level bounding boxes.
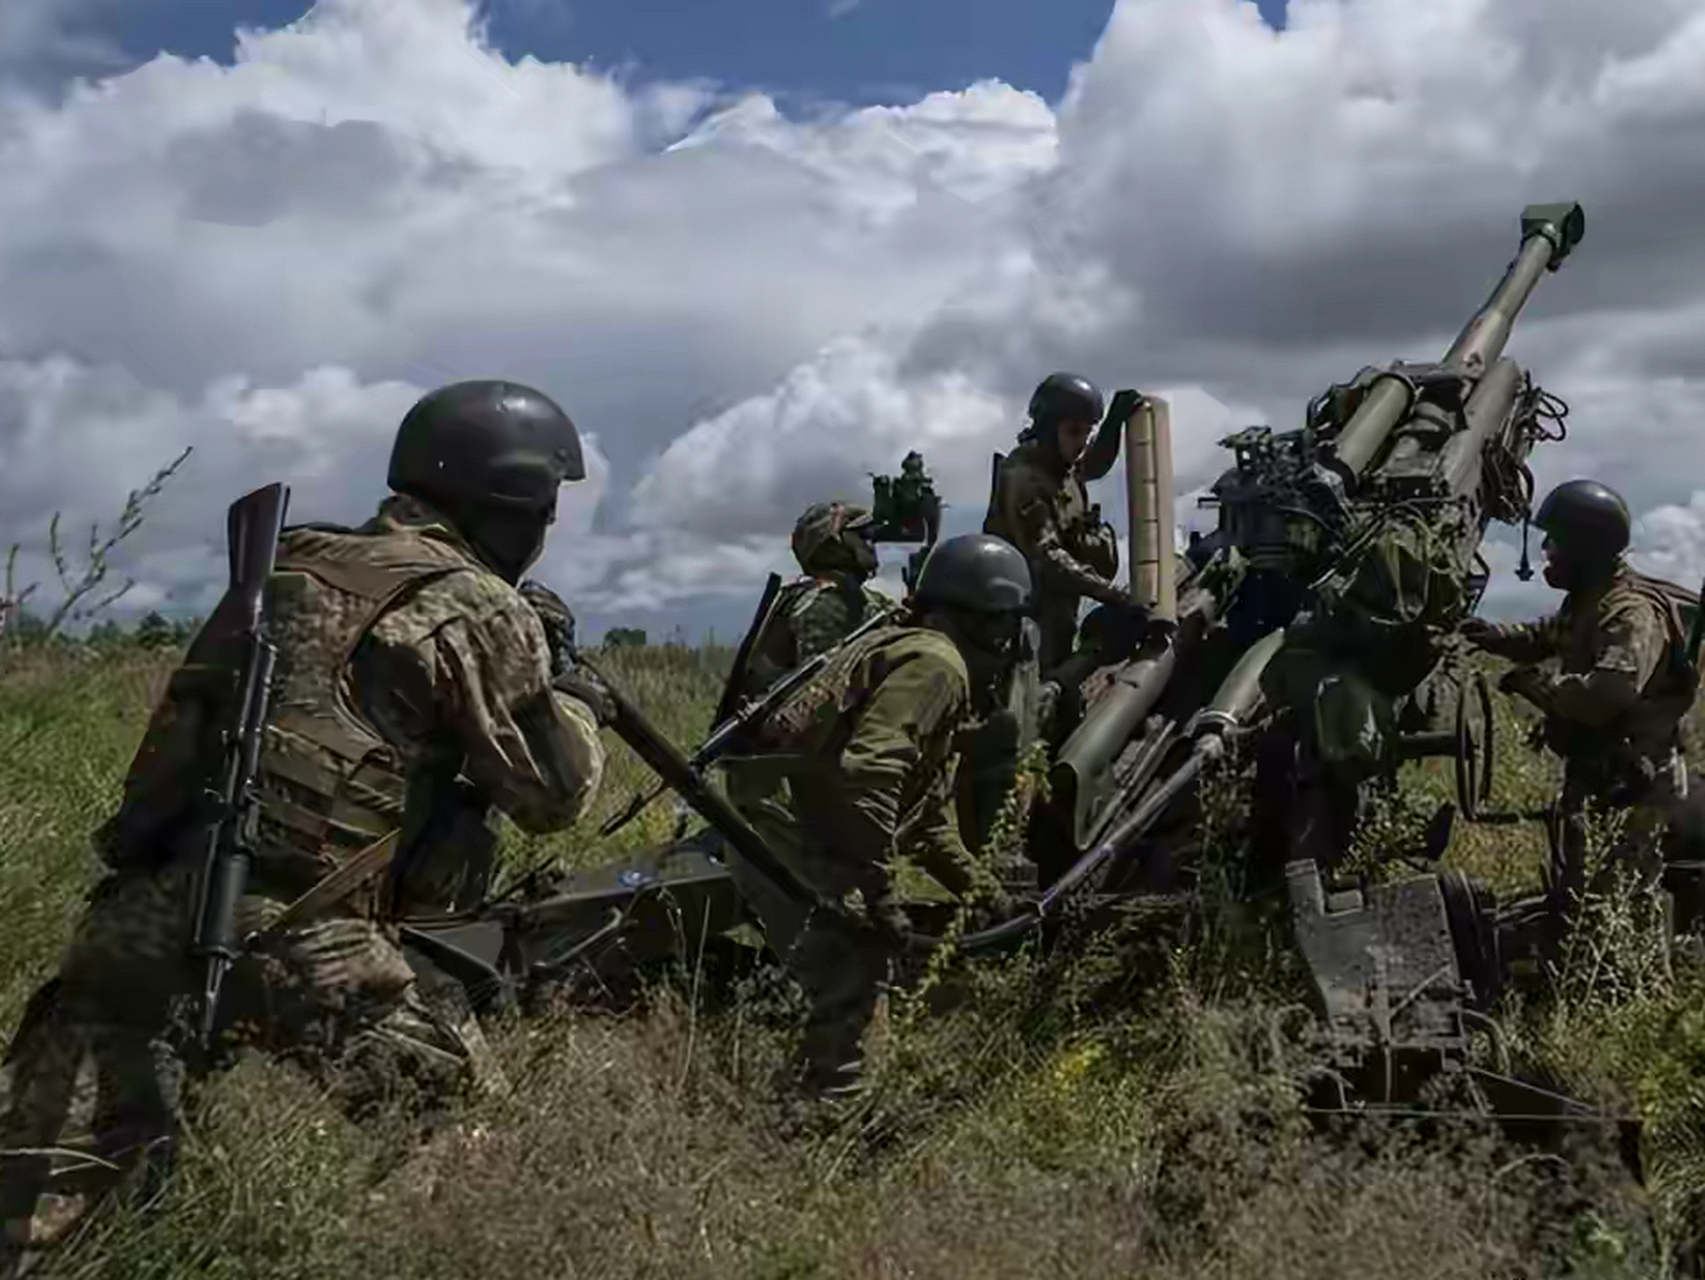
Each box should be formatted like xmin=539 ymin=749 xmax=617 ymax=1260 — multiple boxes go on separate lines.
xmin=0 ymin=381 xmax=608 ymax=1259
xmin=725 ymin=534 xmax=1032 ymax=1101
xmin=1462 ymin=480 xmax=1698 ymax=943
xmin=741 ymin=501 xmax=893 ymax=699
xmin=984 ymin=373 xmax=1143 ymax=676
xmin=723 ymin=501 xmax=894 ymax=830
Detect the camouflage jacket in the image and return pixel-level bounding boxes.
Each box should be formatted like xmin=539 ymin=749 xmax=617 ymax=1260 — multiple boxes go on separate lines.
xmin=97 ymin=494 xmax=604 ymax=912
xmin=984 ymin=440 xmax=1123 ymax=665
xmin=759 ymin=624 xmax=976 ymax=899
xmin=1474 ymin=566 xmax=1696 ymax=771
xmin=743 ymin=574 xmax=893 ymax=699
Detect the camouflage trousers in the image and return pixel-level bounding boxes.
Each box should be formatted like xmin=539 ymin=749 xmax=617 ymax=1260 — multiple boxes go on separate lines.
xmin=722 ymin=784 xmax=900 ymax=1099
xmin=0 ymin=856 xmax=500 ymax=1249
xmin=1550 ymin=752 xmax=1686 ymax=940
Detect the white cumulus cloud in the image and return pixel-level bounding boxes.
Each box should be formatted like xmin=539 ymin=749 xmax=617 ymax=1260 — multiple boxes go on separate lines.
xmin=3 ymin=0 xmax=1705 ymax=635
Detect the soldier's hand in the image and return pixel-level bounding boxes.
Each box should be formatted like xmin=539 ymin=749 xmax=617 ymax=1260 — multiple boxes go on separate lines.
xmin=555 ymin=666 xmax=615 ymax=727
xmin=1458 ymin=617 xmax=1498 ymax=649
xmin=1107 ymin=388 xmax=1144 ymax=425
xmin=1498 ymin=666 xmax=1544 ymax=702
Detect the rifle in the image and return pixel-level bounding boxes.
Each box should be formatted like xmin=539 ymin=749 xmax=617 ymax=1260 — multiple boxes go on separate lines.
xmin=598 ymin=602 xmax=899 ymax=837
xmin=187 ymin=482 xmax=290 ymax=1050
xmin=566 ymin=645 xmax=820 ymax=909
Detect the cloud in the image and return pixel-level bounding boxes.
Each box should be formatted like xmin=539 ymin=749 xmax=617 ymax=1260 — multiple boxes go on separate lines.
xmin=1634 ymin=492 xmax=1705 ymax=590
xmin=0 ymin=353 xmax=609 ymax=616
xmin=3 ymin=0 xmax=1705 ymax=637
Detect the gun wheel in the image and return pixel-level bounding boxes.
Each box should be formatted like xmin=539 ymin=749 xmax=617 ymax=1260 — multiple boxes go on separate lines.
xmin=1454 ymin=670 xmax=1496 ymax=822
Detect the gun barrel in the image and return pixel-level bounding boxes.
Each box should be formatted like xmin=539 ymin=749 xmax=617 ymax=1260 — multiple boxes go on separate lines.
xmin=1328 ymin=203 xmax=1582 ymax=483
xmin=1435 ymin=357 xmax=1524 ymax=497
xmin=1444 ymin=202 xmax=1584 ymax=372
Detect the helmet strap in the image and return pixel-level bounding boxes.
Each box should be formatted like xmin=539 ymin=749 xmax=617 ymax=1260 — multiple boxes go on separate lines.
xmin=1517 ymin=513 xmax=1534 ymax=583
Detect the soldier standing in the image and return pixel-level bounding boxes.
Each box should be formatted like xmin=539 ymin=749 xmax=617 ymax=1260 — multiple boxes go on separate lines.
xmin=1462 ymin=479 xmax=1698 ymax=945
xmin=0 ymin=380 xmax=609 ymax=1259
xmin=983 ymin=373 xmax=1142 ymax=675
xmin=725 ymin=534 xmax=1032 ymax=1102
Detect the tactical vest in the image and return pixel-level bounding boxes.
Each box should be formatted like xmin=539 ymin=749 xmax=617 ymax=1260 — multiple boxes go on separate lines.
xmin=752 ymin=623 xmax=964 ymax=785
xmin=250 ymin=524 xmax=479 ymax=895
xmin=745 ymin=575 xmax=878 ymax=697
xmin=744 ymin=577 xmax=821 ymax=695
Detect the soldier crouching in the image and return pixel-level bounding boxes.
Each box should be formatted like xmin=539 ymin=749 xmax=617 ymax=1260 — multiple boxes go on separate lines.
xmin=0 ymin=380 xmax=609 ymax=1262
xmin=721 ymin=534 xmax=1031 ymax=1103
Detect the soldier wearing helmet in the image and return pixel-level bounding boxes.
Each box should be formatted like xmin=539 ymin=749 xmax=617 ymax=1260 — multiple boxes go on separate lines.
xmin=741 ymin=501 xmax=894 ymax=700
xmin=1462 ymin=479 xmax=1699 ymax=944
xmin=722 ymin=533 xmax=1032 ymax=1103
xmin=984 ymin=373 xmax=1143 ymax=673
xmin=1 ymin=380 xmax=607 ymax=1255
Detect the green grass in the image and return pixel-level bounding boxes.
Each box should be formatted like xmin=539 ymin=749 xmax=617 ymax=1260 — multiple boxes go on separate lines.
xmin=3 ymin=639 xmax=1705 ymax=1278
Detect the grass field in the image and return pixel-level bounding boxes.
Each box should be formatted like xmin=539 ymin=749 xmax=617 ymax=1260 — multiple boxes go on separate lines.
xmin=4 ymin=637 xmax=1705 ymax=1278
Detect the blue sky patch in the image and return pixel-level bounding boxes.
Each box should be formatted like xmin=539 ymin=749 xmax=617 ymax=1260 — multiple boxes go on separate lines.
xmin=79 ymin=0 xmax=1289 ymax=107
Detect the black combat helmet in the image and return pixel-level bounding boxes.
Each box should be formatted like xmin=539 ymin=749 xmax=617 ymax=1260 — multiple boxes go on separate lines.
xmin=1534 ymin=479 xmax=1631 ymax=559
xmin=388 ymin=380 xmax=584 ymax=512
xmin=912 ymin=534 xmax=1033 ymax=614
xmin=1028 ymin=373 xmax=1105 ymax=427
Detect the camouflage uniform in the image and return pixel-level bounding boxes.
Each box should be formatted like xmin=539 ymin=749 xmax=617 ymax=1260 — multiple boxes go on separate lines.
xmin=725 ymin=623 xmax=977 ymax=1096
xmin=741 ymin=576 xmax=893 ymax=700
xmin=983 ymin=440 xmax=1124 ymax=675
xmin=0 ymin=494 xmax=603 ymax=1246
xmin=1472 ymin=566 xmax=1695 ymax=926
xmin=725 ymin=502 xmax=892 ymax=822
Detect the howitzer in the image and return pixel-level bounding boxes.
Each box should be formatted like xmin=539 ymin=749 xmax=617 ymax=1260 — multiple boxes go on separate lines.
xmin=1043 ymin=202 xmax=1585 ymax=886
xmin=187 ymin=482 xmax=290 ymax=1050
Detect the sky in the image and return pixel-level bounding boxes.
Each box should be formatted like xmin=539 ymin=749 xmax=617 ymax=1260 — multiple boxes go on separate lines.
xmin=2 ymin=0 xmax=1704 ymax=644
xmin=7 ymin=1 xmax=1291 ymax=105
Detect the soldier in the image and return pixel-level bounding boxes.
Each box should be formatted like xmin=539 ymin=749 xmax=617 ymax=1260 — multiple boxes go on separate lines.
xmin=726 ymin=534 xmax=1032 ymax=1102
xmin=1461 ymin=479 xmax=1698 ymax=945
xmin=720 ymin=501 xmax=895 ymax=833
xmin=0 ymin=380 xmax=608 ymax=1259
xmin=984 ymin=373 xmax=1143 ymax=675
xmin=741 ymin=501 xmax=893 ymax=699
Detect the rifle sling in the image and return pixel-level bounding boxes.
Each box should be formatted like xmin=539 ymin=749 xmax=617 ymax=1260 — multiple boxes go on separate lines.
xmin=261 ymin=828 xmax=402 ymax=935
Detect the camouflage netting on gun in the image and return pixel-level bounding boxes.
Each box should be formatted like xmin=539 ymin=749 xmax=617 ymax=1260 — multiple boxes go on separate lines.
xmin=1316 ymin=511 xmax=1470 ymax=695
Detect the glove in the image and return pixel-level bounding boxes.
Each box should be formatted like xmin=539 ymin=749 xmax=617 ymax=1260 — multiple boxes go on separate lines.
xmin=519 ymin=580 xmax=576 ymax=673
xmin=554 ymin=667 xmax=615 ymax=727
xmin=1458 ymin=617 xmax=1499 ymax=650
xmin=1107 ymin=388 xmax=1144 ymax=425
